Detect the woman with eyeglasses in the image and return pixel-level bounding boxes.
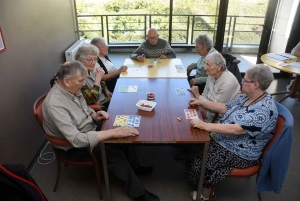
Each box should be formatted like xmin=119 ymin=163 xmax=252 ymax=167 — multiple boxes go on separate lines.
xmin=187 ymin=51 xmax=240 ymax=123
xmin=75 ymin=44 xmax=111 ymax=111
xmin=91 ymin=37 xmax=128 ymax=92
xmin=185 ymin=64 xmax=278 ymax=200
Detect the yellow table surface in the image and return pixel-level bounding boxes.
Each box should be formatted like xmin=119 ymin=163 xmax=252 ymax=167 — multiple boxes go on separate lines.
xmin=261 ymin=53 xmax=300 ymax=75
xmin=120 ymin=58 xmax=187 ymax=78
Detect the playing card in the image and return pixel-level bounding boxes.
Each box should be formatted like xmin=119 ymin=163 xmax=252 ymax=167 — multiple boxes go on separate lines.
xmin=175 ymin=65 xmax=185 ymax=73
xmin=113 ymin=115 xmax=141 ymax=127
xmin=175 ymin=88 xmax=186 ymax=95
xmin=118 ymin=85 xmax=138 ymax=92
xmin=184 ymin=109 xmax=199 ymax=119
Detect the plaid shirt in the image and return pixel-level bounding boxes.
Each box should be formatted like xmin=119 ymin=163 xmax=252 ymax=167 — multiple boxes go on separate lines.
xmin=42 ymin=83 xmax=99 ymax=152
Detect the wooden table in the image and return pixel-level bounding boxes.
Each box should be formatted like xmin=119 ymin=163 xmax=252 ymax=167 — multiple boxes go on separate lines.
xmin=261 ymin=53 xmax=300 ymax=102
xmin=120 ymin=58 xmax=187 ymax=78
xmin=100 ymin=78 xmax=210 ymax=201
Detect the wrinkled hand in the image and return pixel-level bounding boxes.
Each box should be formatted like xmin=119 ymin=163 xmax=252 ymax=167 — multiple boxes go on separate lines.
xmin=96 ymin=110 xmax=109 ymax=120
xmin=113 ymin=126 xmax=139 ymax=138
xmin=190 ymin=119 xmax=206 ymax=129
xmin=187 ymin=86 xmax=200 ymax=98
xmin=137 ymin=55 xmax=145 ymax=62
xmin=105 ymin=90 xmax=112 ymax=98
xmin=95 ymin=67 xmax=105 ymax=81
xmin=189 ymin=78 xmax=197 ymax=86
xmin=188 ymin=98 xmax=201 ymax=106
xmin=187 ymin=65 xmax=193 ymax=75
xmin=159 ymin=54 xmax=167 ymax=59
xmin=120 ymin=65 xmax=128 ymax=72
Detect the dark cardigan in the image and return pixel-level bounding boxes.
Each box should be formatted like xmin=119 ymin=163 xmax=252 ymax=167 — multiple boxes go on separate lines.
xmin=97 ymin=55 xmax=120 ymax=92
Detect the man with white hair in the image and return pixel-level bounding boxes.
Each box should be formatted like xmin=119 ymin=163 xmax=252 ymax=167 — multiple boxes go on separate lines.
xmin=130 ymin=28 xmax=176 ymax=61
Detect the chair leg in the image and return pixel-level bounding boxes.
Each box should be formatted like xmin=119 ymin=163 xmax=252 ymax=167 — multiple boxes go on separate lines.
xmin=257 ymin=192 xmax=262 ymax=201
xmin=94 ymin=163 xmax=103 ymax=200
xmin=53 ymin=158 xmax=61 ymax=192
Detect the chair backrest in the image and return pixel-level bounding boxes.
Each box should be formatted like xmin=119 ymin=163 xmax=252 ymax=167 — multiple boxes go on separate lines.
xmin=33 ymin=94 xmax=72 ymax=147
xmin=32 ymin=94 xmax=47 ymax=131
xmin=261 ymin=115 xmax=285 ymax=158
xmin=222 ymin=53 xmax=242 ymax=86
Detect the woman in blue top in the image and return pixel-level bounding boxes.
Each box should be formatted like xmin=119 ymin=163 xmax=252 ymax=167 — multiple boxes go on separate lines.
xmin=186 ymin=64 xmax=278 ymax=200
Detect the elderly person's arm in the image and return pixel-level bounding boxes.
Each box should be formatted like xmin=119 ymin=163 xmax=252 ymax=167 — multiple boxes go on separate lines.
xmin=291 ymin=42 xmax=300 ymax=57
xmin=191 ymin=120 xmax=247 ymax=135
xmin=101 ymin=81 xmax=112 ymax=98
xmin=101 ymin=65 xmax=128 ymax=81
xmin=165 ymin=43 xmax=176 ymax=58
xmin=46 ymin=105 xmax=139 ymax=151
xmin=130 ymin=44 xmax=144 ymax=60
xmin=189 ymin=98 xmax=227 ymax=114
xmin=81 ymin=68 xmax=104 ymax=104
xmin=187 ymin=63 xmax=197 ymax=75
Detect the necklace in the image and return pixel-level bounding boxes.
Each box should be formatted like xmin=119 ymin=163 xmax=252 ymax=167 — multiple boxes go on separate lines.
xmin=244 ymin=92 xmax=267 ymax=106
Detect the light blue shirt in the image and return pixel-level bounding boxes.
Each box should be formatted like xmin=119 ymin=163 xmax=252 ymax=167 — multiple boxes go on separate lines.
xmin=212 ymin=93 xmax=278 ymax=160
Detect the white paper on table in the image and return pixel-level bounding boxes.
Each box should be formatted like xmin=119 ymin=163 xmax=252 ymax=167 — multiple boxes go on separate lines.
xmin=278 ymin=63 xmax=289 ymax=67
xmin=267 ymin=53 xmax=289 ymax=61
xmin=288 ymin=62 xmax=300 ymax=68
xmin=276 ymin=53 xmax=296 ymax=59
xmin=266 ymin=57 xmax=282 ymax=63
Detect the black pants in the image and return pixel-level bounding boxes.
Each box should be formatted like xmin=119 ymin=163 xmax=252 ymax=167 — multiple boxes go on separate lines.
xmin=56 ymin=145 xmax=145 ymax=199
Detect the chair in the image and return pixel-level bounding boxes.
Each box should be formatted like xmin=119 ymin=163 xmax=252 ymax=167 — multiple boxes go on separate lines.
xmin=222 ymin=53 xmax=242 ymax=86
xmin=32 ymin=94 xmax=103 ymax=200
xmin=209 ymin=102 xmax=293 ymax=201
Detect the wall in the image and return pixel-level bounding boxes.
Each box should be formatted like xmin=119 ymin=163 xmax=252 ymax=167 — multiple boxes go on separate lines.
xmin=0 ymin=0 xmax=77 ymax=167
xmin=269 ymin=0 xmax=299 ymax=52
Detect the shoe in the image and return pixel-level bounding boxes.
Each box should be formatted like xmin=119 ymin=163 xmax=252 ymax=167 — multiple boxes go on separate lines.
xmin=133 ymin=164 xmax=154 ymax=175
xmin=136 ymin=190 xmax=160 ymax=201
xmin=190 ymin=191 xmax=216 ymax=201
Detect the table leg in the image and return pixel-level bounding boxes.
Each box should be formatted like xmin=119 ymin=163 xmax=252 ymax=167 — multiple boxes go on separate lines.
xmin=100 ymin=143 xmax=111 ymax=201
xmin=196 ymin=142 xmax=210 ymax=201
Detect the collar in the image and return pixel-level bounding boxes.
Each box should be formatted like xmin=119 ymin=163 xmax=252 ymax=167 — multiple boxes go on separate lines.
xmin=54 ymin=82 xmax=82 ymax=100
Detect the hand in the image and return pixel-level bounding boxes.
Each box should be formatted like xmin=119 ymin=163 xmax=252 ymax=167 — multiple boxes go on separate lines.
xmin=188 ymin=98 xmax=201 ymax=106
xmin=112 ymin=126 xmax=139 ymax=138
xmin=187 ymin=86 xmax=200 ymax=99
xmin=120 ymin=65 xmax=128 ymax=72
xmin=187 ymin=65 xmax=193 ymax=75
xmin=105 ymin=90 xmax=112 ymax=98
xmin=189 ymin=78 xmax=197 ymax=87
xmin=137 ymin=55 xmax=145 ymax=62
xmin=190 ymin=119 xmax=206 ymax=129
xmin=159 ymin=54 xmax=167 ymax=59
xmin=95 ymin=67 xmax=105 ymax=82
xmin=96 ymin=110 xmax=110 ymax=120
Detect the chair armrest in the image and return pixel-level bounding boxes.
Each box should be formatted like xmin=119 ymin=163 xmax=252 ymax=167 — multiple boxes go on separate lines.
xmin=89 ymin=103 xmax=102 ymax=111
xmin=44 ymin=134 xmax=72 ymax=146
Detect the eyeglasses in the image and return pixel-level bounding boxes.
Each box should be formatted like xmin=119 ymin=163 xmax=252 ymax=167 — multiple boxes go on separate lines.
xmin=99 ymin=45 xmax=108 ymax=49
xmin=84 ymin=58 xmax=97 ymax=63
xmin=242 ymin=79 xmax=255 ymax=84
xmin=147 ymin=37 xmax=159 ymax=40
xmin=195 ymin=45 xmax=204 ymax=50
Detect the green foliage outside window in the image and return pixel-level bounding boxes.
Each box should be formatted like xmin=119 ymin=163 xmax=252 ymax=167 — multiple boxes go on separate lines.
xmin=75 ymin=0 xmax=268 ymax=46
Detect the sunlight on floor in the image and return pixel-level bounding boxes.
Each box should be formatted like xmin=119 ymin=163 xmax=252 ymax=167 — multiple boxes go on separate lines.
xmin=239 ymin=54 xmax=257 ymax=64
